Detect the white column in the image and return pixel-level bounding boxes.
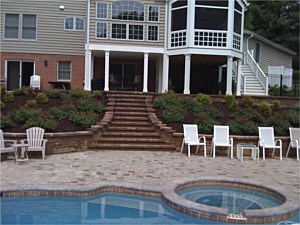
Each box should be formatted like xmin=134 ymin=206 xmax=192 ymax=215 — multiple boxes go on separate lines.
xmin=227 ymin=0 xmax=235 ymax=49
xmin=236 ymin=59 xmax=242 ymax=96
xmin=84 ymin=50 xmax=92 ymax=91
xmin=143 ymin=52 xmax=149 ymax=92
xmin=162 ymin=54 xmax=169 ymax=93
xmin=183 ymin=54 xmax=191 ymax=94
xmin=186 ymin=0 xmax=195 ymax=47
xmin=218 ymin=65 xmax=223 ymax=95
xmin=104 ymin=50 xmax=110 ymax=91
xmin=156 ymin=57 xmax=163 ymax=93
xmin=226 ymin=56 xmax=233 ymax=95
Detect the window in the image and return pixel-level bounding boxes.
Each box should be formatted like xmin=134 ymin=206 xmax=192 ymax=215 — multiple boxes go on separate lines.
xmin=148 ymin=25 xmax=158 ymax=41
xmin=22 ymin=14 xmax=36 ymax=39
xmin=4 ymin=14 xmax=19 ymax=39
xmin=96 ymin=2 xmax=108 ymax=19
xmin=255 ymin=43 xmax=261 ymax=63
xmin=57 ymin=62 xmax=71 ymax=81
xmin=112 ymin=0 xmax=144 ymax=21
xmin=96 ymin=22 xmax=107 ymax=38
xmin=112 ymin=24 xmax=127 ymax=39
xmin=234 ymin=1 xmax=242 ymax=34
xmin=65 ymin=17 xmax=84 ymax=31
xmin=171 ymin=8 xmax=187 ymax=31
xmin=129 ymin=25 xmax=143 ymax=40
xmin=148 ymin=6 xmax=159 ymax=22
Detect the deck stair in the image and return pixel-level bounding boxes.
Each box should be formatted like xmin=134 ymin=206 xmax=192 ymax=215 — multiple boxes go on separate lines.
xmin=241 ymin=65 xmax=266 ymax=96
xmin=88 ymin=92 xmax=176 ymax=151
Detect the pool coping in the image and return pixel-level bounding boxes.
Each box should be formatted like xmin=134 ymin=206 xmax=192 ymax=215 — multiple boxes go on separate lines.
xmin=1 ymin=178 xmax=299 ymax=224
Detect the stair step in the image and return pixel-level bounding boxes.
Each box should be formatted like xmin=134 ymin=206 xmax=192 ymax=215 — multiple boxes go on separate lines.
xmin=114 ymin=107 xmax=147 ymax=112
xmin=111 ymin=121 xmax=151 ymax=126
xmin=113 ymin=102 xmax=146 ymax=107
xmin=108 ymin=126 xmax=155 ymax=132
xmin=96 ymin=137 xmax=166 ymax=143
xmin=113 ymin=116 xmax=149 ymax=121
xmin=102 ymin=132 xmax=160 ymax=137
xmin=107 ymin=94 xmax=148 ymax=99
xmin=113 ymin=111 xmax=148 ymax=116
xmin=89 ymin=143 xmax=175 ymax=150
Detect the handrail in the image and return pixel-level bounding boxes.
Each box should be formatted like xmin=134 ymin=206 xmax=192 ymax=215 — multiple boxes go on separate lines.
xmin=246 ymin=50 xmax=268 ymax=95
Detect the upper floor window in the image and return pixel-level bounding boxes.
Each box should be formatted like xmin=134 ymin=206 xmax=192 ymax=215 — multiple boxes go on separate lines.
xmin=195 ymin=0 xmax=228 ymax=30
xmin=148 ymin=25 xmax=158 ymax=41
xmin=65 ymin=17 xmax=84 ymax=31
xmin=148 ymin=6 xmax=159 ymax=22
xmin=111 ymin=23 xmax=144 ymax=40
xmin=96 ymin=2 xmax=108 ymax=19
xmin=96 ymin=22 xmax=107 ymax=38
xmin=234 ymin=0 xmax=242 ymax=34
xmin=112 ymin=0 xmax=144 ymax=21
xmin=57 ymin=62 xmax=71 ymax=81
xmin=171 ymin=0 xmax=187 ymax=31
xmin=4 ymin=13 xmax=36 ymax=40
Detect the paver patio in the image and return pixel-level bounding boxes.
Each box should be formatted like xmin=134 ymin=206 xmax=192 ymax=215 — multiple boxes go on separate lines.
xmin=1 ymin=150 xmax=299 ymax=208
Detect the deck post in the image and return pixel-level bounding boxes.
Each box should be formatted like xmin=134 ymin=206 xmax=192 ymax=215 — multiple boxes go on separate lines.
xmin=104 ymin=50 xmax=110 ymax=91
xmin=162 ymin=54 xmax=169 ymax=93
xmin=84 ymin=50 xmax=92 ymax=91
xmin=236 ymin=59 xmax=242 ymax=95
xmin=184 ymin=54 xmax=191 ymax=94
xmin=226 ymin=56 xmax=233 ymax=95
xmin=143 ymin=52 xmax=149 ymax=92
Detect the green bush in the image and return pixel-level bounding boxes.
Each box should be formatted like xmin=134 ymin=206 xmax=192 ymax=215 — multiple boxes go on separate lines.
xmin=3 ymin=93 xmax=14 ymax=103
xmin=272 ymin=100 xmax=281 ymax=110
xmin=69 ymin=111 xmax=98 ymax=128
xmin=50 ymin=107 xmax=69 ymax=120
xmin=162 ymin=105 xmax=186 ymax=122
xmin=12 ymin=88 xmax=26 ymax=96
xmin=179 ymin=97 xmax=196 ymax=111
xmin=22 ymin=87 xmax=35 ymax=96
xmin=0 ymin=115 xmax=15 ymax=129
xmin=257 ymin=101 xmax=272 ymax=117
xmin=266 ymin=116 xmax=291 ymax=135
xmin=224 ymin=95 xmax=235 ymax=105
xmin=78 ymin=99 xmax=105 ymax=112
xmin=35 ymin=92 xmax=49 ymax=103
xmin=287 ymin=109 xmax=299 ymax=126
xmin=0 ymin=101 xmax=5 ymax=110
xmin=14 ymin=108 xmax=42 ymax=123
xmin=153 ymin=90 xmax=179 ymax=110
xmin=228 ymin=117 xmax=257 ymax=135
xmin=229 ymin=100 xmax=239 ymax=111
xmin=196 ymin=118 xmax=216 ymax=134
xmin=45 ymin=89 xmax=62 ymax=99
xmin=91 ymin=91 xmax=102 ymax=98
xmin=196 ymin=93 xmax=212 ymax=105
xmin=24 ymin=116 xmax=58 ymax=131
xmin=25 ymin=99 xmax=37 ymax=109
xmin=70 ymin=89 xmax=93 ymax=99
xmin=242 ymin=96 xmax=255 ymax=108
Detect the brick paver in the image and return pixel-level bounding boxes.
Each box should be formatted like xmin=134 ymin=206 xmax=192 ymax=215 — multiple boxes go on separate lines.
xmin=1 ymin=150 xmax=299 ymax=207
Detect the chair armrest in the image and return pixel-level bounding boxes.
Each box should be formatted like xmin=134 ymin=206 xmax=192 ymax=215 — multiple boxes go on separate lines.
xmin=184 ymin=136 xmax=189 ymax=143
xmin=229 ymin=137 xmax=233 ymax=145
xmin=3 ymin=139 xmax=18 ymax=147
xmin=199 ymin=136 xmax=206 ymax=143
xmin=20 ymin=139 xmax=28 ymax=144
xmin=275 ymin=139 xmax=282 ymax=146
xmin=258 ymin=139 xmax=264 ymax=147
xmin=42 ymin=139 xmax=48 ymax=147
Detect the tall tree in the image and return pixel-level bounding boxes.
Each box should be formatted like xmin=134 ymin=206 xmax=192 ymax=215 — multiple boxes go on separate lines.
xmin=245 ymin=0 xmax=299 ymax=69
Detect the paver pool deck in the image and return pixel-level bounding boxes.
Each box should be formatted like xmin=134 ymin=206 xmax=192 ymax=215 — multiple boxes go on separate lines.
xmin=1 ymin=150 xmax=299 ymax=208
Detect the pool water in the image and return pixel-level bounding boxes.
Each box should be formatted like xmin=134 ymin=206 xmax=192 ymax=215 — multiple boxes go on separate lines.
xmin=177 ymin=186 xmax=283 ymax=214
xmin=1 ymin=192 xmax=299 ymax=224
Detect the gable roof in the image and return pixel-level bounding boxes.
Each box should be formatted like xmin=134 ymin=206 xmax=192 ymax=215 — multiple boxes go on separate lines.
xmin=244 ymin=30 xmax=296 ymax=56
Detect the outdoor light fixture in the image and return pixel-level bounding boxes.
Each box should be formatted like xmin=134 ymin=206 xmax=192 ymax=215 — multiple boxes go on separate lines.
xmin=44 ymin=60 xmax=48 ymax=67
xmin=59 ymin=5 xmax=64 ymax=10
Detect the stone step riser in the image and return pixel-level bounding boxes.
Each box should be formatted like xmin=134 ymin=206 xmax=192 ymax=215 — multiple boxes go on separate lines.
xmin=113 ymin=116 xmax=149 ymax=121
xmin=113 ymin=112 xmax=149 ymax=116
xmin=114 ymin=107 xmax=147 ymax=112
xmin=102 ymin=132 xmax=160 ymax=137
xmin=111 ymin=121 xmax=151 ymax=126
xmin=89 ymin=144 xmax=175 ymax=150
xmin=95 ymin=138 xmax=166 ymax=143
xmin=108 ymin=127 xmax=155 ymax=132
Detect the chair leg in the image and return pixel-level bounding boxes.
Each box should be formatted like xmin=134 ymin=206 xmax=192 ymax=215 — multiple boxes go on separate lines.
xmin=272 ymin=148 xmax=275 ymax=157
xmin=280 ymin=147 xmax=282 ymax=160
xmin=196 ymin=145 xmax=199 ymax=154
xmin=180 ymin=139 xmax=185 ymax=154
xmin=297 ymin=147 xmax=299 ymax=161
xmin=188 ymin=144 xmax=191 ymax=158
xmin=263 ymin=147 xmax=265 ymax=160
xmin=213 ymin=145 xmax=216 ymax=158
xmin=204 ymin=144 xmax=206 ymax=158
xmin=286 ymin=143 xmax=291 ymax=157
xmin=42 ymin=150 xmax=45 ymax=160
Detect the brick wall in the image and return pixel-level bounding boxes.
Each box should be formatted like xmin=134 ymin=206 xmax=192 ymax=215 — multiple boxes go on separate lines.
xmin=0 ymin=52 xmax=85 ymax=90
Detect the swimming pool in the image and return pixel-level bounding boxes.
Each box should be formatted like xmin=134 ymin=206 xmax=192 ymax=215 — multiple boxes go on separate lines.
xmin=1 ymin=192 xmax=299 ymax=225
xmin=177 ymin=186 xmax=283 ymax=214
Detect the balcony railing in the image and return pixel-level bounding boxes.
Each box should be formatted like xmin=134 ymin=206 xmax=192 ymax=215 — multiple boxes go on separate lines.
xmin=194 ymin=30 xmax=227 ymax=48
xmin=233 ymin=33 xmax=241 ymax=51
xmin=170 ymin=30 xmax=187 ymax=47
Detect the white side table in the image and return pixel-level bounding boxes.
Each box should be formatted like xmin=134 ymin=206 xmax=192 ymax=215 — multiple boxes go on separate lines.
xmin=12 ymin=144 xmax=29 ymax=165
xmin=237 ymin=143 xmax=259 ymax=162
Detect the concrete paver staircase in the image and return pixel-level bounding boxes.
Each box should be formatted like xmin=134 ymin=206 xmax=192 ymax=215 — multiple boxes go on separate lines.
xmin=242 ymin=65 xmax=266 ymax=96
xmin=88 ymin=92 xmax=176 ymax=151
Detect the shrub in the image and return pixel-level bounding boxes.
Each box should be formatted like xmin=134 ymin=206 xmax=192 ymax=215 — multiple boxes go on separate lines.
xmin=91 ymin=91 xmax=102 ymax=98
xmin=196 ymin=118 xmax=216 ymax=134
xmin=266 ymin=116 xmax=291 ymax=136
xmin=224 ymin=95 xmax=235 ymax=105
xmin=22 ymin=87 xmax=35 ymax=96
xmin=70 ymin=89 xmax=92 ymax=99
xmin=0 ymin=115 xmax=15 ymax=129
xmin=179 ymin=97 xmax=196 ymax=111
xmin=25 ymin=99 xmax=37 ymax=109
xmin=196 ymin=93 xmax=212 ymax=105
xmin=228 ymin=117 xmax=257 ymax=135
xmin=3 ymin=93 xmax=14 ymax=103
xmin=287 ymin=109 xmax=299 ymax=126
xmin=153 ymin=90 xmax=179 ymax=110
xmin=272 ymin=100 xmax=281 ymax=110
xmin=12 ymin=88 xmax=26 ymax=96
xmin=35 ymin=92 xmax=49 ymax=103
xmin=242 ymin=96 xmax=255 ymax=108
xmin=162 ymin=105 xmax=186 ymax=123
xmin=78 ymin=99 xmax=105 ymax=112
xmin=14 ymin=108 xmax=42 ymax=123
xmin=45 ymin=89 xmax=62 ymax=99
xmin=257 ymin=101 xmax=272 ymax=117
xmin=0 ymin=101 xmax=5 ymax=109
xmin=0 ymin=87 xmax=5 ymax=96
xmin=24 ymin=116 xmax=58 ymax=131
xmin=229 ymin=100 xmax=239 ymax=111
xmin=50 ymin=107 xmax=69 ymax=120
xmin=69 ymin=111 xmax=98 ymax=128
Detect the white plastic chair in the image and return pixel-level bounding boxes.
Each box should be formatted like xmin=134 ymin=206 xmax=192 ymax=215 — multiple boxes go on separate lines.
xmin=181 ymin=124 xmax=206 ymax=157
xmin=30 ymin=75 xmax=41 ymax=90
xmin=258 ymin=127 xmax=282 ymax=160
xmin=286 ymin=127 xmax=299 ymax=161
xmin=0 ymin=129 xmax=17 ymax=155
xmin=211 ymin=125 xmax=233 ymax=159
xmin=21 ymin=127 xmax=48 ymax=160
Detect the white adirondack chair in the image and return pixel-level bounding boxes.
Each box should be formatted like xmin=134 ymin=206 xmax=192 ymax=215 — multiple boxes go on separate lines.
xmin=258 ymin=127 xmax=282 ymax=160
xmin=21 ymin=127 xmax=48 ymax=160
xmin=30 ymin=75 xmax=41 ymax=90
xmin=181 ymin=124 xmax=206 ymax=157
xmin=211 ymin=125 xmax=233 ymax=159
xmin=286 ymin=127 xmax=299 ymax=161
xmin=0 ymin=129 xmax=17 ymax=156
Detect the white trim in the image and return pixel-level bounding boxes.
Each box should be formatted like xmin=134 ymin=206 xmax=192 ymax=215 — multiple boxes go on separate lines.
xmin=148 ymin=5 xmax=160 ymax=23
xmin=111 ymin=0 xmax=145 ymax=22
xmin=95 ymin=22 xmax=108 ymax=39
xmin=111 ymin=23 xmax=144 ymax=41
xmin=88 ymin=43 xmax=164 ymax=54
xmin=64 ymin=17 xmax=85 ymax=31
xmin=147 ymin=25 xmax=159 ymax=42
xmin=96 ymin=2 xmax=108 ymax=19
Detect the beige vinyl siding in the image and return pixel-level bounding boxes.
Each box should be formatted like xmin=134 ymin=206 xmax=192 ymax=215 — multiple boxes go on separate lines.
xmin=0 ymin=0 xmax=86 ymax=56
xmin=244 ymin=37 xmax=293 ymax=74
xmin=90 ymin=0 xmax=165 ymax=47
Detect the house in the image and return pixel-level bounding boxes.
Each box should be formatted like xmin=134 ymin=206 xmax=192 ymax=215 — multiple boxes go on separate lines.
xmin=0 ymin=0 xmax=295 ymax=95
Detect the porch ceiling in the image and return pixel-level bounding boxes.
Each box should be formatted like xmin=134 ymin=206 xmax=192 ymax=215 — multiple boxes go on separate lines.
xmin=170 ymin=55 xmax=227 ymax=66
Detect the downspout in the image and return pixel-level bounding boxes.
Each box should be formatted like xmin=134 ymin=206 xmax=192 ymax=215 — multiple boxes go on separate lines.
xmin=245 ymin=33 xmax=253 ymax=64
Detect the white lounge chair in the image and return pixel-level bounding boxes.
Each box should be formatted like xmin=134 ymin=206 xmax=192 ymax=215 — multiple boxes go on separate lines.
xmin=286 ymin=127 xmax=299 ymax=161
xmin=21 ymin=127 xmax=48 ymax=160
xmin=211 ymin=125 xmax=233 ymax=159
xmin=181 ymin=124 xmax=206 ymax=157
xmin=258 ymin=127 xmax=282 ymax=160
xmin=0 ymin=129 xmax=17 ymax=156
